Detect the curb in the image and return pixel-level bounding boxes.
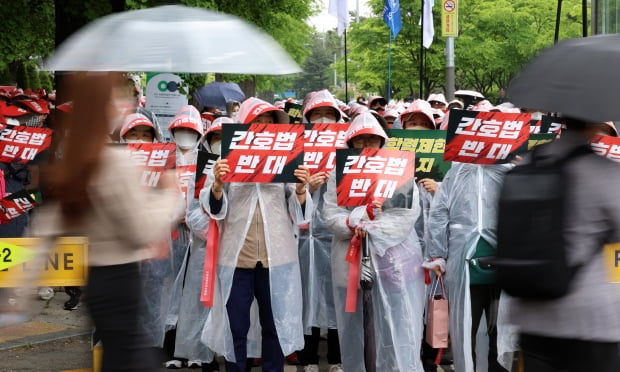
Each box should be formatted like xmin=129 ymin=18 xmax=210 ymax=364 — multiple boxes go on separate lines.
xmin=0 ymin=327 xmax=91 ymax=351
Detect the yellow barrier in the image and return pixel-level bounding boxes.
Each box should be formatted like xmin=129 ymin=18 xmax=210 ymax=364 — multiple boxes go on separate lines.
xmin=0 ymin=237 xmax=88 ymax=287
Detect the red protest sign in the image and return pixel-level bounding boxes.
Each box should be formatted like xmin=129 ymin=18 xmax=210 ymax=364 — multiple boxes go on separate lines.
xmin=194 ymin=150 xmax=219 ymax=199
xmin=591 ymin=135 xmax=620 ymax=163
xmin=124 ymin=142 xmax=177 ymax=188
xmin=304 ymin=123 xmax=348 ymax=175
xmin=0 ymin=189 xmax=40 ymax=224
xmin=0 ymin=126 xmax=53 ymax=163
xmin=221 ymin=124 xmax=305 ymax=183
xmin=444 ymin=111 xmax=530 ymax=164
xmin=176 ymin=164 xmax=197 ymax=200
xmin=335 ymin=148 xmax=416 ymax=207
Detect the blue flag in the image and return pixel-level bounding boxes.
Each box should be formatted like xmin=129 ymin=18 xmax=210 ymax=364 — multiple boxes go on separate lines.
xmin=384 ymin=0 xmax=402 ymax=38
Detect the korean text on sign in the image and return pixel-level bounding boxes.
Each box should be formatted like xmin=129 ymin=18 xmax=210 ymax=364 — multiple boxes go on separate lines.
xmin=304 ymin=123 xmax=348 ymax=174
xmin=222 ymin=124 xmax=305 ymax=183
xmin=445 ymin=111 xmax=530 ymax=164
xmin=590 ymin=135 xmax=620 ymax=163
xmin=0 ymin=126 xmax=53 ymax=163
xmin=335 ymin=148 xmax=417 ymax=207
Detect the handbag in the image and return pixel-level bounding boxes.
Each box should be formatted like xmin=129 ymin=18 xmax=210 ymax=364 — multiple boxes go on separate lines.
xmin=468 ymin=237 xmax=496 ymax=285
xmin=425 ymin=276 xmax=449 ymax=348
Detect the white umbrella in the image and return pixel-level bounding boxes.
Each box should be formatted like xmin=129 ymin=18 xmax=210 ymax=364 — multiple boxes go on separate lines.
xmin=44 ymin=5 xmax=301 ymax=75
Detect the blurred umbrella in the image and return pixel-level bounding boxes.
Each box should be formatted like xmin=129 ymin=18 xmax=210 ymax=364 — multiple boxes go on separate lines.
xmin=194 ymin=82 xmax=245 ymax=111
xmin=44 ymin=5 xmax=301 ymax=75
xmin=508 ymin=34 xmax=620 ymax=122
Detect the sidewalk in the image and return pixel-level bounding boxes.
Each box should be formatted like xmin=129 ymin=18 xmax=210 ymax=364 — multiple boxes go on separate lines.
xmin=0 ymin=287 xmax=91 ymax=352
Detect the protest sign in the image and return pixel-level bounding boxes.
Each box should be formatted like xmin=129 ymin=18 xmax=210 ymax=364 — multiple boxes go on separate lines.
xmin=590 ymin=135 xmax=620 ymax=163
xmin=221 ymin=124 xmax=304 ymax=183
xmin=445 ymin=110 xmax=530 ymax=164
xmin=386 ymin=129 xmax=451 ymax=180
xmin=303 ymin=123 xmax=347 ymax=174
xmin=124 ymin=142 xmax=177 ymax=188
xmin=0 ymin=126 xmax=53 ymax=163
xmin=194 ymin=150 xmax=220 ymax=198
xmin=335 ymin=148 xmax=416 ymax=207
xmin=285 ymin=101 xmax=303 ymax=124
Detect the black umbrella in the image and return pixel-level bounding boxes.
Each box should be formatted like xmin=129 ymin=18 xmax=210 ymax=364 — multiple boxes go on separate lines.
xmin=508 ymin=34 xmax=620 ymax=123
xmin=194 ymin=82 xmax=245 ymax=111
xmin=360 ymin=233 xmax=376 ymax=372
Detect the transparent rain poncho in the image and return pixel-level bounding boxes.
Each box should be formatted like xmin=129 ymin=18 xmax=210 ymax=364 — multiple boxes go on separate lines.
xmin=198 ymin=173 xmax=313 ymax=362
xmin=426 ymin=162 xmax=517 ymax=371
xmin=323 ymin=174 xmax=426 ymax=372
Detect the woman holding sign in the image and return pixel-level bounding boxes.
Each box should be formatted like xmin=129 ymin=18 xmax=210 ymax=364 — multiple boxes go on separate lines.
xmin=323 ymin=111 xmax=426 ymax=371
xmin=199 ymin=97 xmax=312 ymax=372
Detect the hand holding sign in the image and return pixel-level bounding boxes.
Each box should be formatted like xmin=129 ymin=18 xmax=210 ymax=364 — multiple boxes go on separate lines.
xmin=212 ymin=159 xmax=230 ymax=199
xmin=308 ymin=171 xmax=329 ymax=193
xmin=294 ymin=165 xmax=311 ymax=198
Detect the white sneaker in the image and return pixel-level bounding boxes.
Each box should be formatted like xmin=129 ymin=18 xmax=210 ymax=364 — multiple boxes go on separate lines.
xmin=165 ymin=360 xmax=182 ymax=369
xmin=328 ymin=363 xmax=344 ymax=372
xmin=303 ymin=364 xmax=320 ymax=372
xmin=187 ymin=360 xmax=202 ymax=368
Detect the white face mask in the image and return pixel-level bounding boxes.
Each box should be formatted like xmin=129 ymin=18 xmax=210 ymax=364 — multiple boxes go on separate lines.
xmin=311 ymin=117 xmax=338 ymax=124
xmin=210 ymin=140 xmax=221 ymax=155
xmin=125 ymin=139 xmax=150 ymax=144
xmin=174 ymin=131 xmax=199 ymax=150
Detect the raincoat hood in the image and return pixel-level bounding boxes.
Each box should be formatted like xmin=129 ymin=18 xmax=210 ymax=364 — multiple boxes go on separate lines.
xmin=120 ymin=112 xmax=159 ymax=142
xmin=367 ymin=95 xmax=387 ymax=109
xmin=237 ymin=97 xmax=289 ymax=124
xmin=399 ymin=99 xmax=435 ymax=129
xmin=427 ymin=93 xmax=448 ymax=106
xmin=345 ymin=111 xmax=388 ymax=148
xmin=169 ymin=105 xmax=204 ymax=136
xmin=302 ymin=89 xmax=344 ymax=122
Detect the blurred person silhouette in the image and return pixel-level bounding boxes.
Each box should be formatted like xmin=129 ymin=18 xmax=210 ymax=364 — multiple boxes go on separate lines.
xmin=31 ymin=72 xmax=182 ymax=372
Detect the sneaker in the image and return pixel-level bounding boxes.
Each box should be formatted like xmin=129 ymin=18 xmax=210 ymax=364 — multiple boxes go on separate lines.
xmin=303 ymin=364 xmax=319 ymax=372
xmin=63 ymin=296 xmax=80 ymax=310
xmin=328 ymin=364 xmax=344 ymax=372
xmin=165 ymin=360 xmax=183 ymax=369
xmin=187 ymin=360 xmax=201 ymax=368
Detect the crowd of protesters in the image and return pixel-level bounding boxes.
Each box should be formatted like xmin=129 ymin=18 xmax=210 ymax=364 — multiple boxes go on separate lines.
xmin=3 ymin=73 xmax=619 ymax=372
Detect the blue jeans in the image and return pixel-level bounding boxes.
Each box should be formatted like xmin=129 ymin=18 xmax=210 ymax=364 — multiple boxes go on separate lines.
xmin=225 ymin=264 xmax=284 ymax=372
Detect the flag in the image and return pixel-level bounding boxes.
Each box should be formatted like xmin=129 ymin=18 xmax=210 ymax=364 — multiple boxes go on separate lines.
xmin=420 ymin=0 xmax=435 ymax=48
xmin=384 ymin=0 xmax=402 ymax=38
xmin=329 ymin=0 xmax=350 ymax=36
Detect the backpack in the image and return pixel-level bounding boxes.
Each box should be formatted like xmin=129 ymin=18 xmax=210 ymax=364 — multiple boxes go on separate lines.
xmin=495 ymin=144 xmax=593 ymax=300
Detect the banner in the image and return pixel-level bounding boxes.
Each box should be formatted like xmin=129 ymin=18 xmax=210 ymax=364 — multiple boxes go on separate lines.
xmin=284 ymin=102 xmax=303 ymax=124
xmin=145 ymin=73 xmax=188 ymax=141
xmin=221 ymin=124 xmax=305 ymax=183
xmin=540 ymin=115 xmax=564 ymax=137
xmin=124 ymin=142 xmax=177 ymax=188
xmin=0 ymin=126 xmax=53 ymax=163
xmin=176 ymin=164 xmax=197 ymax=201
xmin=195 ymin=150 xmax=220 ymax=198
xmin=386 ymin=129 xmax=451 ymax=180
xmin=590 ymin=135 xmax=620 ymax=163
xmin=528 ymin=133 xmax=555 ymax=150
xmin=441 ymin=0 xmax=458 ymax=37
xmin=304 ymin=123 xmax=347 ymax=174
xmin=0 ymin=189 xmax=41 ymax=224
xmin=445 ymin=110 xmax=530 ymax=164
xmin=329 ymin=0 xmax=350 ymax=36
xmin=421 ymin=0 xmax=435 ymax=48
xmin=335 ymin=148 xmax=416 ymax=207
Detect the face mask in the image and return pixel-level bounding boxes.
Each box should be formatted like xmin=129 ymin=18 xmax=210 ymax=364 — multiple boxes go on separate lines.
xmin=311 ymin=117 xmax=338 ymax=124
xmin=174 ymin=131 xmax=199 ymax=150
xmin=126 ymin=139 xmax=150 ymax=144
xmin=210 ymin=140 xmax=221 ymax=155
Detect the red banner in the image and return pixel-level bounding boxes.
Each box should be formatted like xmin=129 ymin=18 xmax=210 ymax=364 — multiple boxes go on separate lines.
xmin=0 ymin=189 xmax=40 ymax=224
xmin=591 ymin=135 xmax=620 ymax=163
xmin=124 ymin=143 xmax=177 ymax=188
xmin=201 ymin=218 xmax=219 ymax=307
xmin=445 ymin=111 xmax=530 ymax=164
xmin=335 ymin=148 xmax=416 ymax=207
xmin=303 ymin=123 xmax=348 ymax=174
xmin=176 ymin=164 xmax=197 ymax=201
xmin=221 ymin=124 xmax=305 ymax=183
xmin=0 ymin=126 xmax=53 ymax=163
